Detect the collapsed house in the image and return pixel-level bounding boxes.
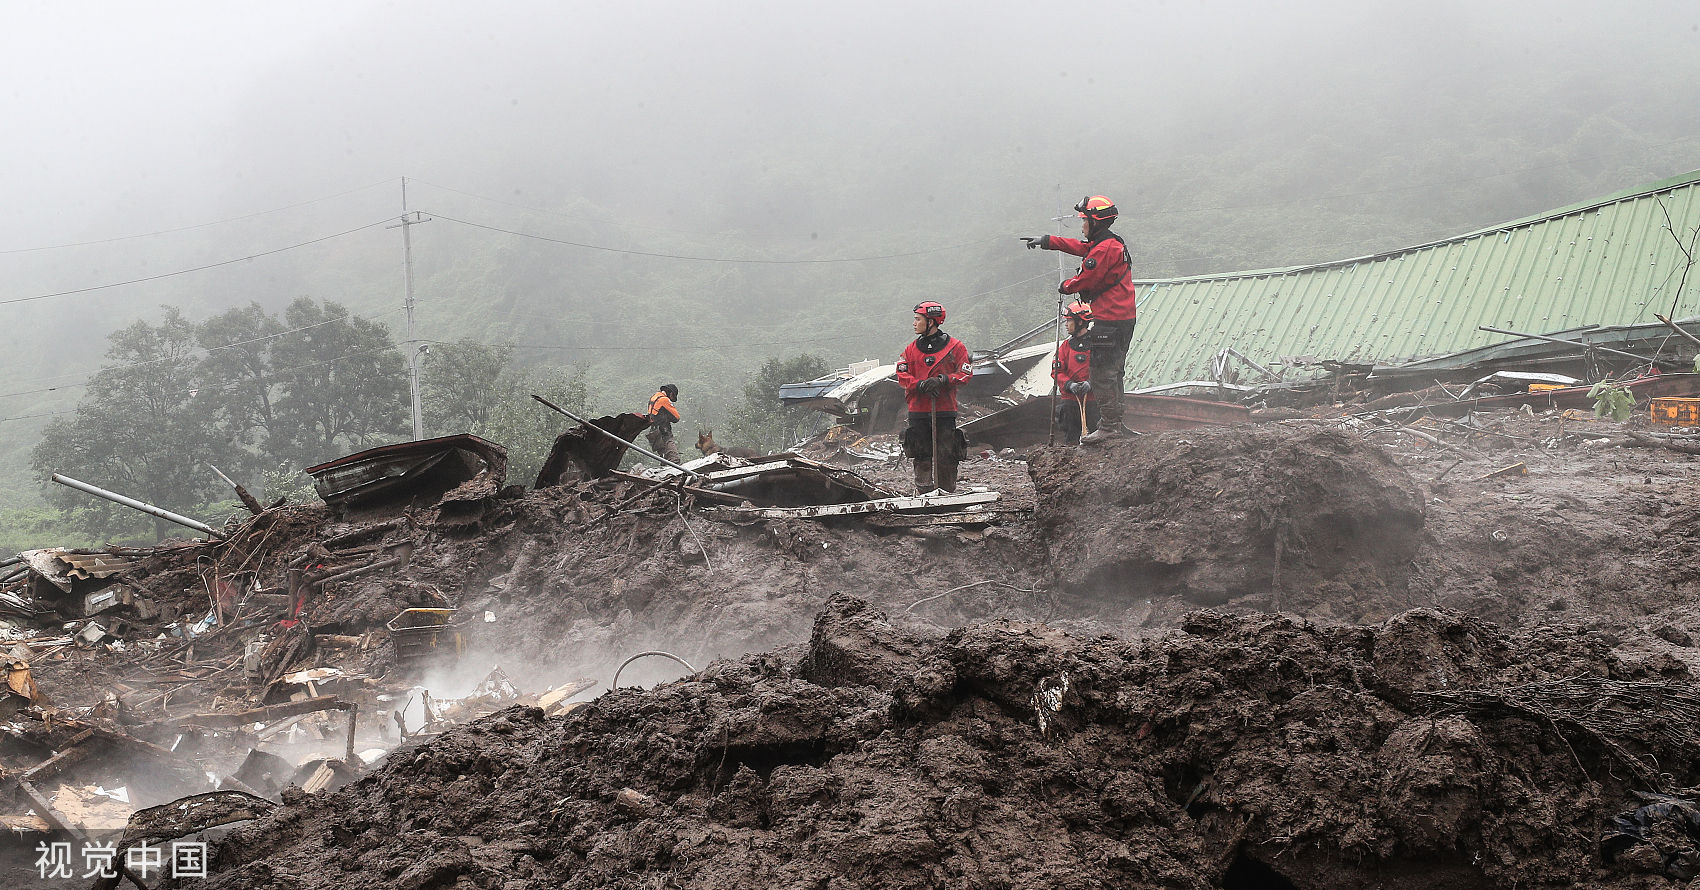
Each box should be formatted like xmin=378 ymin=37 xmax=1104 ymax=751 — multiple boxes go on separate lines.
xmin=783 ymin=167 xmax=1700 ymax=446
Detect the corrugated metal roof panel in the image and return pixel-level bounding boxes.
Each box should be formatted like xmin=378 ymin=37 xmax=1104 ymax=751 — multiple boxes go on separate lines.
xmin=1117 ymin=169 xmax=1700 ymax=387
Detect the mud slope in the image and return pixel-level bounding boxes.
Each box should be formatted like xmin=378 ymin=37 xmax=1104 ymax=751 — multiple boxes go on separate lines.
xmin=183 ymin=596 xmax=1700 ymax=889
xmin=1027 ymin=423 xmax=1425 ymax=615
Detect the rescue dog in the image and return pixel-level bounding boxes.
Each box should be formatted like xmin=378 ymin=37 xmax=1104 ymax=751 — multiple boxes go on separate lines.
xmin=696 ymin=430 xmax=760 ymax=459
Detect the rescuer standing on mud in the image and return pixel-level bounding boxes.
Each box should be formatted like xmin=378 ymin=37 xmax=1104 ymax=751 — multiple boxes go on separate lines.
xmin=896 ymin=301 xmax=973 ymax=493
xmin=1053 ymin=301 xmax=1099 ymax=445
xmin=1023 ymin=195 xmax=1138 ymax=443
xmin=645 ymin=384 xmax=682 ymax=463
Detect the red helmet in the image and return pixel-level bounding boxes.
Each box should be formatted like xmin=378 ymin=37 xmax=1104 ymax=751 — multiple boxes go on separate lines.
xmin=913 ymin=301 xmax=946 ymax=322
xmin=1075 ymin=195 xmax=1118 ymax=222
xmin=1064 ymin=300 xmax=1093 ymax=322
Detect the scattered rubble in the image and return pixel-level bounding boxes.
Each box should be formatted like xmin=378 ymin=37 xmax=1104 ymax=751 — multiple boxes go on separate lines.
xmin=4 ymin=368 xmax=1700 ymax=887
xmin=164 ymin=597 xmax=1700 ymax=889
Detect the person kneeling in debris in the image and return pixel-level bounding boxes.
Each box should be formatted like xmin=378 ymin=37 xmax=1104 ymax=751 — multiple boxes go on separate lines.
xmin=645 ymin=384 xmax=682 ymax=464
xmin=897 ymin=301 xmax=972 ymax=493
xmin=1023 ymin=194 xmax=1138 ymax=444
xmin=1053 ymin=301 xmax=1100 ymax=445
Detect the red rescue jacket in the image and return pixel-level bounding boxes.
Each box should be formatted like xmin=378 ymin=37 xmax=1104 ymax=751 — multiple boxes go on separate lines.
xmin=896 ymin=331 xmax=972 ymax=413
xmin=1048 ymin=234 xmax=1137 ymax=322
xmin=1053 ymin=337 xmax=1093 ymax=402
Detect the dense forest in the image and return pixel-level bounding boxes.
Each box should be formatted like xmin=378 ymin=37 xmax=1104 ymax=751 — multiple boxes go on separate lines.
xmin=2 ymin=1 xmax=1698 ymax=547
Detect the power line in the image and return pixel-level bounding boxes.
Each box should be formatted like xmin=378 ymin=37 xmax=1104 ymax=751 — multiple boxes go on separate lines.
xmin=429 ymin=212 xmax=1007 ymax=264
xmin=0 ymin=180 xmax=394 ymax=254
xmin=0 ymin=343 xmax=403 ymax=426
xmin=1139 ymin=136 xmax=1700 ymax=217
xmin=406 ymin=177 xmax=942 ymax=242
xmin=0 ymin=218 xmax=396 ymax=307
xmin=427 ymin=335 xmax=874 ymax=352
xmin=0 ymin=306 xmax=407 ymax=401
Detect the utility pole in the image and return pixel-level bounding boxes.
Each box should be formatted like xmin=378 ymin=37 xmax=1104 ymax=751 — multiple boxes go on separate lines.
xmin=387 ymin=177 xmax=432 ymax=440
xmin=1046 ymin=186 xmax=1071 ymax=446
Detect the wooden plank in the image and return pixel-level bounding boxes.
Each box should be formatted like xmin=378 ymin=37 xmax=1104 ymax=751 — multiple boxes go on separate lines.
xmin=165 ymin=695 xmax=350 ymax=730
xmin=862 ymin=512 xmax=997 ymax=528
xmin=606 ymin=470 xmax=748 ymax=505
xmin=705 ymin=490 xmax=998 ymax=520
xmin=21 ymin=729 xmax=96 ymax=782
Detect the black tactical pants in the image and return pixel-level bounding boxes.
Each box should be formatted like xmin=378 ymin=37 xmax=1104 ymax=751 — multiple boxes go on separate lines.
xmin=1055 ymin=399 xmax=1102 ymax=445
xmin=1085 ymin=318 xmax=1137 ymax=429
xmin=904 ymin=412 xmax=965 ymax=493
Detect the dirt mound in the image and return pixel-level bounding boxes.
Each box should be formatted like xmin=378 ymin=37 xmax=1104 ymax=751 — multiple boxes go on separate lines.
xmin=1027 ymin=423 xmax=1424 ymax=616
xmin=186 ymin=597 xmax=1700 ymax=889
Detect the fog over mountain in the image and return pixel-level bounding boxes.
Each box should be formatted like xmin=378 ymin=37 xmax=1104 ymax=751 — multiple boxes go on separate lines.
xmin=2 ymin=0 xmax=1698 ymax=527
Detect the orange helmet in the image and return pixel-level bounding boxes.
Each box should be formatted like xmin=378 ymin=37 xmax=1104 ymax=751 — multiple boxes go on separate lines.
xmin=1064 ymin=300 xmax=1093 ymax=322
xmin=913 ymin=300 xmax=946 ymax=322
xmin=1074 ymin=195 xmax=1118 ymax=222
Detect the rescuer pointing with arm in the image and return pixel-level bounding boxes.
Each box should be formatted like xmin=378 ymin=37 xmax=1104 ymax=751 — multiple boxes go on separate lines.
xmin=1023 ymin=195 xmax=1138 ymax=444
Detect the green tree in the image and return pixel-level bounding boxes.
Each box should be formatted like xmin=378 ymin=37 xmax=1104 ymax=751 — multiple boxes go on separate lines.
xmin=722 ymin=354 xmax=834 ymax=453
xmin=269 ymin=297 xmax=410 ymax=467
xmin=196 ymin=302 xmax=286 ymax=463
xmin=30 ymin=308 xmax=231 ymax=540
xmin=477 ymin=364 xmax=592 ymax=486
xmin=419 ymin=338 xmax=514 ymax=437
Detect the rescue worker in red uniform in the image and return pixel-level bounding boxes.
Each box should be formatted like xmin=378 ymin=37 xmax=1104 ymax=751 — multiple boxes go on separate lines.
xmin=1053 ymin=301 xmax=1099 ymax=445
xmin=645 ymin=384 xmax=681 ymax=464
xmin=1023 ymin=195 xmax=1138 ymax=443
xmin=895 ymin=301 xmax=973 ymax=493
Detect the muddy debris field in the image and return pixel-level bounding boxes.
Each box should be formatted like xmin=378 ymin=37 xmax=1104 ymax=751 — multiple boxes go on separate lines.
xmin=6 ymin=407 xmax=1700 ymax=888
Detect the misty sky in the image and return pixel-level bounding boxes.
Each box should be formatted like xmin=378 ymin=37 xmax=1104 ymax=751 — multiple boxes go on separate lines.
xmin=0 ymin=0 xmax=1698 ymax=513
xmin=2 ymin=0 xmax=1699 ymax=427
xmin=7 ymin=0 xmax=1698 ymax=250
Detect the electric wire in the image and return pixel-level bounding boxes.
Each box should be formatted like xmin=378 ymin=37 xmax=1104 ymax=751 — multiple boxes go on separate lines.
xmin=1138 ymin=135 xmax=1700 ymax=217
xmin=0 ymin=179 xmax=394 ymax=254
xmin=0 ymin=218 xmax=395 ymax=307
xmin=0 ymin=343 xmax=403 ymax=426
xmin=429 ymin=212 xmax=1006 ymax=264
xmin=0 ymin=306 xmax=408 ymax=401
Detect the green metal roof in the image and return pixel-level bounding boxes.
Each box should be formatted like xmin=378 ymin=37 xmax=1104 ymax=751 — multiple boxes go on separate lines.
xmin=1124 ymin=168 xmax=1700 ymax=387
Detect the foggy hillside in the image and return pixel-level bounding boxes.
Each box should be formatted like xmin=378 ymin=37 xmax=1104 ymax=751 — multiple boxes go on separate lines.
xmin=2 ymin=0 xmax=1698 ymax=542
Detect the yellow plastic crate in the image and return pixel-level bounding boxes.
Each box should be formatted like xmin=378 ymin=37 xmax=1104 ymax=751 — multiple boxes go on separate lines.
xmin=1650 ymin=398 xmax=1700 ymax=425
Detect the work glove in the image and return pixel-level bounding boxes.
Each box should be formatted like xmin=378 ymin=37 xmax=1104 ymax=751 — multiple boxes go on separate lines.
xmin=1058 ymin=281 xmax=1071 ymax=295
xmin=1021 ymin=235 xmax=1049 ymax=250
xmin=1067 ymin=381 xmax=1091 ymax=395
xmin=915 ymin=377 xmax=944 ymax=395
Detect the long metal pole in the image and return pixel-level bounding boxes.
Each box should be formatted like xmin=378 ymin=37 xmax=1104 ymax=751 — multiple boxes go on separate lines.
xmin=1478 ymin=325 xmax=1660 ymax=364
xmin=1047 ymin=188 xmax=1068 ymax=446
xmin=50 ymin=473 xmax=222 ymax=538
xmin=530 ymin=395 xmax=700 ymax=480
xmin=402 ymin=177 xmax=423 ymax=440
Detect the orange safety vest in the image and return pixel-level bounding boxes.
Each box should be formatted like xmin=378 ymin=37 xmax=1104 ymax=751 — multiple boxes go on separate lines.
xmin=647 ymin=392 xmax=680 ymax=423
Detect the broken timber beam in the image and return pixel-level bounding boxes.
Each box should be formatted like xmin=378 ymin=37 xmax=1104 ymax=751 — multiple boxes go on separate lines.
xmin=863 ymin=511 xmax=999 ymax=528
xmin=208 ymin=464 xmax=265 ymax=515
xmin=310 ymin=556 xmax=405 ymax=588
xmin=1477 ymin=325 xmax=1664 ymax=365
xmin=19 ymin=778 xmax=152 ymax=889
xmin=166 ymin=694 xmax=352 ymax=730
xmin=607 ymin=470 xmax=748 ymax=505
xmin=531 ymin=394 xmax=700 ymax=480
xmin=705 ymin=490 xmax=998 ymax=521
xmin=1655 ymin=314 xmax=1700 ymax=349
